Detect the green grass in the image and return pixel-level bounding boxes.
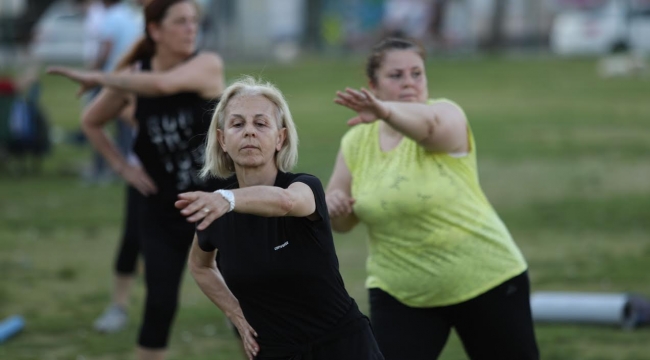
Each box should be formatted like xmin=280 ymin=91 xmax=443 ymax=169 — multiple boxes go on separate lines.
xmin=1 ymin=56 xmax=650 ymax=359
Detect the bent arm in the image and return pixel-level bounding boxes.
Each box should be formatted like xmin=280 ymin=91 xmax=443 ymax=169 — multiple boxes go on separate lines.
xmin=325 ymin=150 xmax=359 ymax=233
xmin=382 ymin=100 xmax=468 ymax=153
xmin=81 ymin=87 xmax=130 ymax=173
xmin=188 ymin=236 xmax=246 ymax=322
xmin=98 ymin=52 xmax=224 ymax=98
xmin=231 ymin=181 xmax=317 ymax=219
xmin=92 ymin=40 xmax=112 ymax=71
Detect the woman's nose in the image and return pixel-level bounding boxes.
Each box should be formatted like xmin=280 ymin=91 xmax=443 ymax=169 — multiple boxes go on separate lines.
xmin=243 ymin=122 xmax=256 ymax=136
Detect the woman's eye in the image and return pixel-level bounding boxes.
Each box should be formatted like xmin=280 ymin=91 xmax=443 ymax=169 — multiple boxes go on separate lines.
xmin=390 ymin=74 xmax=401 ymax=79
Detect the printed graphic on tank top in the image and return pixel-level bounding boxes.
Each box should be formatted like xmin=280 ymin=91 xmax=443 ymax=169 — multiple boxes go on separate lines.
xmin=133 ymin=55 xmax=220 ymax=211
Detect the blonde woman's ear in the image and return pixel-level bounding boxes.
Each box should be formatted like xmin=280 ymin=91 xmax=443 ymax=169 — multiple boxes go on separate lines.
xmin=276 ymin=128 xmax=287 ymax=151
xmin=217 ymin=129 xmax=227 ymax=152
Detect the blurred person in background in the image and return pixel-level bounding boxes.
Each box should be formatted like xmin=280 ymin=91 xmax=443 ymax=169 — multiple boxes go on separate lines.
xmin=325 ymin=37 xmax=539 ymax=360
xmin=89 ymin=0 xmax=153 ymax=335
xmin=71 ymin=0 xmax=146 ymax=334
xmin=48 ymin=0 xmax=225 ymax=359
xmin=79 ymin=0 xmax=142 ymax=183
xmin=175 ymin=77 xmax=384 ymax=360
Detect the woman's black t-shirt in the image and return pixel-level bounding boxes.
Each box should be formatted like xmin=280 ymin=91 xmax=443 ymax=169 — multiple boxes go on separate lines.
xmin=133 ymin=55 xmax=220 ymax=213
xmin=196 ymin=171 xmax=357 ymax=349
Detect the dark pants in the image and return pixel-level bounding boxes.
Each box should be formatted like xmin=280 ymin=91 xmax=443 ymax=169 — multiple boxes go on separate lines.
xmin=370 ymin=271 xmax=539 ymax=360
xmin=137 ymin=204 xmax=195 ymax=348
xmin=114 ymin=186 xmax=142 ymax=275
xmin=256 ymin=317 xmax=384 ymax=360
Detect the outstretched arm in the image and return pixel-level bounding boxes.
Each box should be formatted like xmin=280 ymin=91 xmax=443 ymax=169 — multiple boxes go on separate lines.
xmin=188 ymin=236 xmax=258 ymax=359
xmin=49 ymin=52 xmax=225 ymax=98
xmin=325 ymin=149 xmax=359 ymax=233
xmin=82 ymin=85 xmax=157 ymax=196
xmin=176 ymin=181 xmax=319 ymax=230
xmin=335 ymin=88 xmax=469 ymax=153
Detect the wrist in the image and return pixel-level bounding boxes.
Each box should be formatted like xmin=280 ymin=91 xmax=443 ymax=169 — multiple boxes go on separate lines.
xmin=94 ymin=72 xmax=105 ymax=86
xmin=382 ymin=103 xmax=392 ymax=122
xmin=113 ymin=161 xmax=126 ymax=175
xmin=215 ymin=189 xmax=235 ymax=212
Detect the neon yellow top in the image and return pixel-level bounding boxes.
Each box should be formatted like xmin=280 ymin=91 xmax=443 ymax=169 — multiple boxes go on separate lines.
xmin=341 ymin=99 xmax=527 ymax=307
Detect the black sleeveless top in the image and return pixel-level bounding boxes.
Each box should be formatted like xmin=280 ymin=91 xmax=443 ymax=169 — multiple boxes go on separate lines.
xmin=197 ymin=172 xmax=364 ymax=355
xmin=133 ymin=55 xmax=221 ymax=213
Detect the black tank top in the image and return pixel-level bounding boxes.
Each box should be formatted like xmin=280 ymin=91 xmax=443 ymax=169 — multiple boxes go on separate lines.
xmin=133 ymin=55 xmax=220 ymax=213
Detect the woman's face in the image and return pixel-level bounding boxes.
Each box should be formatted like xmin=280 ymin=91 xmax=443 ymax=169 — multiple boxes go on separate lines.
xmin=150 ymin=1 xmax=198 ymax=56
xmin=370 ymin=49 xmax=428 ymax=103
xmin=219 ymin=94 xmax=287 ymax=170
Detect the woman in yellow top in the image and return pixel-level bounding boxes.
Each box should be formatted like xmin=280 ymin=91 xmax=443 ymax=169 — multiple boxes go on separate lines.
xmin=325 ymin=37 xmax=539 ymax=360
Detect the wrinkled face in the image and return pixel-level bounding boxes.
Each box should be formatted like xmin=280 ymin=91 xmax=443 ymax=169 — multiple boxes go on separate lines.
xmin=370 ymin=49 xmax=428 ymax=103
xmin=149 ymin=1 xmax=198 ymax=56
xmin=218 ymin=94 xmax=287 ymax=170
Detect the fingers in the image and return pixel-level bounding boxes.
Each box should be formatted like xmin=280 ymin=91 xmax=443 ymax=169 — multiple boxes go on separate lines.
xmin=180 ymin=194 xmax=208 ymax=218
xmin=239 ymin=326 xmax=259 ymax=360
xmin=45 ymin=66 xmax=65 ymax=75
xmin=126 ymin=167 xmax=157 ymax=196
xmin=327 ymin=192 xmax=355 ymax=218
xmin=244 ymin=326 xmax=259 ymax=359
xmin=138 ymin=172 xmax=158 ymax=195
xmin=177 ymin=192 xmax=200 ymax=201
xmin=347 ymin=116 xmax=363 ymax=126
xmin=345 ymin=87 xmax=368 ymax=102
xmin=174 ymin=199 xmax=191 ymax=209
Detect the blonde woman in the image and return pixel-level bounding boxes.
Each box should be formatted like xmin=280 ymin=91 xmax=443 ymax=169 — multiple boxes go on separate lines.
xmin=175 ymin=77 xmax=384 ymax=360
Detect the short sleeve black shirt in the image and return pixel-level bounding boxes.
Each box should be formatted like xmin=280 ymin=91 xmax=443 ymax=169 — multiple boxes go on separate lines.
xmin=196 ymin=171 xmax=353 ymax=348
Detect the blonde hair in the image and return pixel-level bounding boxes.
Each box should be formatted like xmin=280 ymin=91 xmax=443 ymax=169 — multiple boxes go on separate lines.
xmin=201 ymin=76 xmax=299 ymax=179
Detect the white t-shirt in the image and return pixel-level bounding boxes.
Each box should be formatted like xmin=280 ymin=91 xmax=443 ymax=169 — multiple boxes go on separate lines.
xmin=99 ymin=3 xmax=142 ymax=71
xmin=83 ymin=1 xmax=106 ymax=65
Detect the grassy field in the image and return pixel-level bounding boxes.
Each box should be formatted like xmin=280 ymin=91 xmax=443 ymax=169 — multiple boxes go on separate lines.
xmin=1 ymin=56 xmax=649 ymax=360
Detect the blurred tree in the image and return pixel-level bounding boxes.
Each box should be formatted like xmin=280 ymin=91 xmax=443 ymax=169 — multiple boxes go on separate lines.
xmin=486 ymin=0 xmax=507 ymax=51
xmin=1 ymin=0 xmax=57 ymax=46
xmin=302 ymin=0 xmax=323 ymax=51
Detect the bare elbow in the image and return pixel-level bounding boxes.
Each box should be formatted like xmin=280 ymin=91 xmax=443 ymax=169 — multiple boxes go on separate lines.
xmin=418 ymin=118 xmax=437 ymax=145
xmin=80 ymin=113 xmax=99 ymax=136
xmin=188 ymin=257 xmax=210 ymax=278
xmin=188 ymin=257 xmax=200 ymax=275
xmin=278 ymin=191 xmax=294 ymax=216
xmin=153 ymin=78 xmax=174 ymax=95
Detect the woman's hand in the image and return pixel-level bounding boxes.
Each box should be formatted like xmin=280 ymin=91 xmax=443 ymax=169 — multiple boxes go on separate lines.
xmin=175 ymin=191 xmax=230 ymax=230
xmin=121 ymin=165 xmax=158 ymax=196
xmin=334 ymin=87 xmax=391 ymax=126
xmin=47 ymin=66 xmax=102 ymax=97
xmin=325 ymin=189 xmax=355 ymax=218
xmin=231 ymin=314 xmax=259 ymax=360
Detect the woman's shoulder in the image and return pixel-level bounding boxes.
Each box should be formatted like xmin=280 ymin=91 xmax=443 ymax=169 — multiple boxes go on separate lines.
xmin=193 ymin=51 xmax=224 ymax=67
xmin=342 ymin=122 xmax=376 ymax=144
xmin=278 ymin=172 xmax=321 ymax=186
xmin=429 ymin=98 xmax=467 ymax=117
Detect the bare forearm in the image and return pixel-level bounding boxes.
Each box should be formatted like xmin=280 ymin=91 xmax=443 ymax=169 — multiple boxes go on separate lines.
xmin=330 ymin=214 xmax=359 ymax=233
xmin=99 ymin=72 xmax=169 ymax=96
xmin=383 ymin=102 xmax=439 ymax=143
xmin=82 ymin=123 xmax=128 ymax=173
xmin=191 ymin=265 xmax=245 ymax=320
xmin=232 ymin=186 xmax=294 ymax=217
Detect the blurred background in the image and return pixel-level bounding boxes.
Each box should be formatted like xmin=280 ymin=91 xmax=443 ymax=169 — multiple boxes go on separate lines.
xmin=1 ymin=0 xmax=649 ymax=359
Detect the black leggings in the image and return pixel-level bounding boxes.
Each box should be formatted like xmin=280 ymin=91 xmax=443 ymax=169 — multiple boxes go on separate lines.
xmin=369 ymin=271 xmax=539 ymax=360
xmin=137 ymin=202 xmax=195 ymax=349
xmin=114 ymin=186 xmax=142 ymax=275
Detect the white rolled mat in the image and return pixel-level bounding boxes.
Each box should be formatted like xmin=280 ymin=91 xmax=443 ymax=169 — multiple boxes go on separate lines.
xmin=530 ymin=292 xmax=650 ymax=329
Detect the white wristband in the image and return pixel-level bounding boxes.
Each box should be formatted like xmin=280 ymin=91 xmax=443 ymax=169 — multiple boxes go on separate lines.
xmin=215 ymin=189 xmax=235 ymax=212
